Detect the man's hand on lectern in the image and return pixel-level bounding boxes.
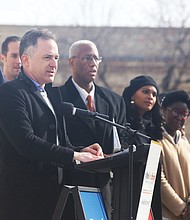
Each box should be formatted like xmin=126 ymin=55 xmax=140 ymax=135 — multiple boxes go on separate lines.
xmin=74 ymin=143 xmax=104 ymax=163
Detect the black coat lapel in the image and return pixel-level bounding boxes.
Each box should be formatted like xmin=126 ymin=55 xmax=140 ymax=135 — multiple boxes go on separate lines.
xmin=94 ymin=90 xmax=111 ymax=148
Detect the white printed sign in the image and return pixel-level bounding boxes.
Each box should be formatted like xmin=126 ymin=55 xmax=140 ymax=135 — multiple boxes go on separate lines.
xmin=136 ymin=140 xmax=162 ymax=220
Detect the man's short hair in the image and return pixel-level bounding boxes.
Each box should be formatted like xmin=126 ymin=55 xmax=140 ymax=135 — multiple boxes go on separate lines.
xmin=1 ymin=36 xmax=21 ymax=55
xmin=69 ymin=40 xmax=97 ymax=58
xmin=19 ymin=28 xmax=56 ymax=57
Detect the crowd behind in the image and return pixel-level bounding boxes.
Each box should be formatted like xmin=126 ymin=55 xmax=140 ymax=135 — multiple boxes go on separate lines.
xmin=0 ymin=28 xmax=189 ymax=220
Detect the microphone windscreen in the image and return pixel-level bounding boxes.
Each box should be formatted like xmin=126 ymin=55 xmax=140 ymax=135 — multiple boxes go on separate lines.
xmin=59 ymin=102 xmax=74 ymax=116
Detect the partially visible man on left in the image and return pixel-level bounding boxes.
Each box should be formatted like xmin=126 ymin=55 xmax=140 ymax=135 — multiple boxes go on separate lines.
xmin=0 ymin=28 xmax=104 ymax=220
xmin=0 ymin=35 xmax=21 ymax=84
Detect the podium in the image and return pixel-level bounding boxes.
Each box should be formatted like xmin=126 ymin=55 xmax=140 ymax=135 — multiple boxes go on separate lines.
xmin=76 ymin=144 xmax=150 ymax=220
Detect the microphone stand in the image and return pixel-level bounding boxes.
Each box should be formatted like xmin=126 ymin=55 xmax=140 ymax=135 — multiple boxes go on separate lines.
xmin=92 ymin=113 xmax=150 ymax=220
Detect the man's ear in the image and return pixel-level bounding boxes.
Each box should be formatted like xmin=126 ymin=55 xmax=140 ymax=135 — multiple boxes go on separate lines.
xmin=69 ymin=57 xmax=74 ymax=67
xmin=0 ymin=54 xmax=5 ymax=63
xmin=21 ymin=54 xmax=30 ymax=66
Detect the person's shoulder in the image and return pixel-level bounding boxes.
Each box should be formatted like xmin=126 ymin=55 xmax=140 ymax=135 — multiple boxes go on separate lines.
xmin=0 ymin=74 xmax=34 ymax=93
xmin=0 ymin=79 xmax=23 ymax=101
xmin=61 ymin=76 xmax=72 ymax=86
xmin=59 ymin=76 xmax=73 ymax=90
xmin=96 ymin=85 xmax=122 ymax=99
xmin=0 ymin=78 xmax=16 ymax=88
xmin=95 ymin=85 xmax=120 ymax=96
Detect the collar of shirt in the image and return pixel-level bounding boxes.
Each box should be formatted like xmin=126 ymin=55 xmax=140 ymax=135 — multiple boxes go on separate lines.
xmin=163 ymin=128 xmax=181 ymax=144
xmin=27 ymin=77 xmax=45 ymax=92
xmin=19 ymin=67 xmax=45 ymax=92
xmin=71 ymin=77 xmax=95 ymax=104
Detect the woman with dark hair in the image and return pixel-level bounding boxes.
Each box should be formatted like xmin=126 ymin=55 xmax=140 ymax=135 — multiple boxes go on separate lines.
xmin=122 ymin=75 xmax=164 ymax=220
xmin=122 ymin=75 xmax=163 ymax=143
xmin=159 ymin=90 xmax=190 ymax=220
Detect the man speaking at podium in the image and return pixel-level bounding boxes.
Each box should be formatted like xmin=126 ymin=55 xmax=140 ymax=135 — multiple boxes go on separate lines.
xmin=0 ymin=29 xmax=104 ymax=220
xmin=58 ymin=40 xmax=126 ymax=219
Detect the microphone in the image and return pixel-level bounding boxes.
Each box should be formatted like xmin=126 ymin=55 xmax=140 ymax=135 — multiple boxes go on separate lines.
xmin=60 ymin=102 xmax=109 ymax=119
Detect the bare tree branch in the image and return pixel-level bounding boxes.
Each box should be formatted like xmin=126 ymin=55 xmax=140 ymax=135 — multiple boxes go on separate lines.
xmin=152 ymin=0 xmax=190 ymax=92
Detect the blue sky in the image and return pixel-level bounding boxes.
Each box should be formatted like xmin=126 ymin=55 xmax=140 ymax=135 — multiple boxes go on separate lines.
xmin=0 ymin=0 xmax=190 ymax=27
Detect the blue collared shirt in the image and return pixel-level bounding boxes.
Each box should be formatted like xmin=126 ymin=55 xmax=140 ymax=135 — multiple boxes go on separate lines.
xmin=27 ymin=77 xmax=45 ymax=93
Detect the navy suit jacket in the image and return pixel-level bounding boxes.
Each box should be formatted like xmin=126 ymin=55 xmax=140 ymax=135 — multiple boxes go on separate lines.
xmin=0 ymin=72 xmax=81 ymax=220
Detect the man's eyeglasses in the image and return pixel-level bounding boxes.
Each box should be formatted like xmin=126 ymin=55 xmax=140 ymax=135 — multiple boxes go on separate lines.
xmin=167 ymin=107 xmax=190 ymax=119
xmin=72 ymin=55 xmax=102 ymax=63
